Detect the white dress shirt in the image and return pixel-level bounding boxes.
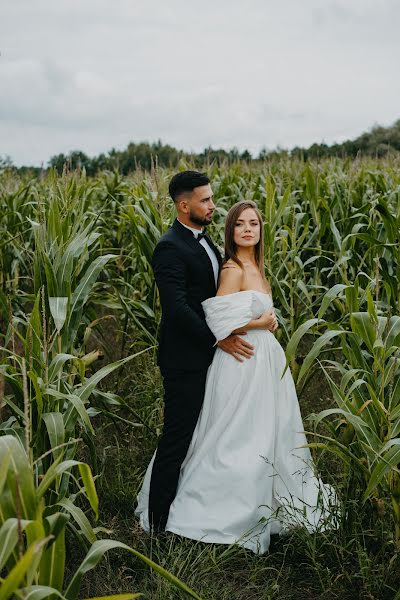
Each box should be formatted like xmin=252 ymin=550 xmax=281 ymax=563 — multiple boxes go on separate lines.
xmin=178 ymin=220 xmax=219 ymax=287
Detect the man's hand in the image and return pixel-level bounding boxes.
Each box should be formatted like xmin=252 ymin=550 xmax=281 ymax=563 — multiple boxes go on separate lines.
xmin=217 ymin=334 xmax=255 ymax=362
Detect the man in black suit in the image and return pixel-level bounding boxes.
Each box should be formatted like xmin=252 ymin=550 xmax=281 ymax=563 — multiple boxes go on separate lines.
xmin=148 ymin=170 xmax=254 ymax=532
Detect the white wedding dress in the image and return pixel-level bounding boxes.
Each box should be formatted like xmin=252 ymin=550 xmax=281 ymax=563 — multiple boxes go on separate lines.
xmin=135 ymin=290 xmax=336 ymax=554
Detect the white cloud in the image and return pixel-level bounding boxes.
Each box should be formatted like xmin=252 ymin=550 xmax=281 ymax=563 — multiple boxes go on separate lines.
xmin=1 ymin=0 xmax=399 ymax=165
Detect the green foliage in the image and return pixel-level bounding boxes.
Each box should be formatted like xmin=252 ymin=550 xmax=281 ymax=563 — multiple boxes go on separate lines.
xmin=292 ymin=119 xmax=400 ymax=159
xmin=286 ymin=280 xmax=400 ymax=543
xmin=7 ymin=118 xmax=400 ymax=177
xmin=0 ymin=174 xmax=152 ymax=488
xmin=0 ymin=436 xmax=203 ymax=600
xmin=2 ymin=157 xmax=400 ymax=597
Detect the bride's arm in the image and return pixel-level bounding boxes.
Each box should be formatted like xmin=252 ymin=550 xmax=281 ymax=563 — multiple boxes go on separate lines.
xmin=214 ymin=265 xmax=254 ymax=360
xmin=232 ymin=311 xmax=277 ymax=333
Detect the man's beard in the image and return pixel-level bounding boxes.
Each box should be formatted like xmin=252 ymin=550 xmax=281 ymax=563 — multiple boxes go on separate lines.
xmin=189 ymin=210 xmax=213 ymax=227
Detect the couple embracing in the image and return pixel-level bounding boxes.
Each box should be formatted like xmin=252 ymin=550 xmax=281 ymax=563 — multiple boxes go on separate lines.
xmin=135 ymin=170 xmax=334 ymax=554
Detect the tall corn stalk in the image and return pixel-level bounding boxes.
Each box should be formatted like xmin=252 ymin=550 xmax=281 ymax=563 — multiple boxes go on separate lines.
xmin=286 ymin=279 xmax=400 ymax=544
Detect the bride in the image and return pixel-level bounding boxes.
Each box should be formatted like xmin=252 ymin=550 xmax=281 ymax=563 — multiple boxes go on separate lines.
xmin=135 ymin=200 xmax=335 ymax=554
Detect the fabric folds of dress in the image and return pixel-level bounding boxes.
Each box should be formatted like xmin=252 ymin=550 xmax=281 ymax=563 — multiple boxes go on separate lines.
xmin=135 ymin=291 xmax=336 ymax=554
xmin=202 ymin=290 xmax=263 ymax=341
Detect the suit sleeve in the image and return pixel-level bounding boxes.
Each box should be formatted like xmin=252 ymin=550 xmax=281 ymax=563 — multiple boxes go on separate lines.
xmin=152 ymin=241 xmax=216 ymax=347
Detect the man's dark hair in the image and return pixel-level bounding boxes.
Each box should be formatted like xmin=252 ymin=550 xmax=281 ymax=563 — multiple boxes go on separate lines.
xmin=168 ymin=170 xmax=210 ymax=202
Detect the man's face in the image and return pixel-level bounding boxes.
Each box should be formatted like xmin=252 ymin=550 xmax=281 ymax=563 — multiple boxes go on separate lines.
xmin=179 ymin=184 xmax=216 ymax=227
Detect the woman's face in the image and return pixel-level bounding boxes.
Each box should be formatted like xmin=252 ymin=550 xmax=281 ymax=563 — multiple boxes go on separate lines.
xmin=233 ymin=207 xmax=261 ymax=248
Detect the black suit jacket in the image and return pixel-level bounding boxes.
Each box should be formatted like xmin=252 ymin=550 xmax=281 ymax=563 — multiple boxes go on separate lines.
xmin=152 ymin=219 xmax=222 ymax=371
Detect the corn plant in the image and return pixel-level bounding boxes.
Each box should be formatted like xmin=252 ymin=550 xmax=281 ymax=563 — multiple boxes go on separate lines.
xmin=113 ymin=179 xmax=173 ymax=347
xmin=0 ymin=435 xmax=203 ymax=600
xmin=286 ymin=278 xmax=400 ymax=544
xmin=1 ymin=178 xmax=149 ymax=484
xmin=1 ymin=289 xmax=148 ymax=487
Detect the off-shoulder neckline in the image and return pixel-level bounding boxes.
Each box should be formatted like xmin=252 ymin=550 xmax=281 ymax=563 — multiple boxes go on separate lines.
xmin=213 ymin=290 xmax=272 ymax=299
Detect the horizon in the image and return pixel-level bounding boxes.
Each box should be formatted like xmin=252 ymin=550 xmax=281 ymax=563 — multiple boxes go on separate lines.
xmin=2 ymin=116 xmax=400 ymax=169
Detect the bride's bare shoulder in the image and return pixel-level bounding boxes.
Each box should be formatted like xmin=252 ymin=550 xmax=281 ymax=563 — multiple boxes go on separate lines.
xmin=221 ymin=259 xmax=242 ymax=270
xmin=217 ymin=260 xmax=243 ymax=295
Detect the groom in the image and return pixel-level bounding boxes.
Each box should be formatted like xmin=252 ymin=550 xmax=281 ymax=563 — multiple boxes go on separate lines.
xmin=148 ymin=170 xmax=254 ymax=532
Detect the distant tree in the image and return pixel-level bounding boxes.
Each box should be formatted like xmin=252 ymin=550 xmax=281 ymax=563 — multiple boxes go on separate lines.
xmin=12 ymin=118 xmax=400 ymax=175
xmin=48 ymin=153 xmax=68 ymax=174
xmin=69 ymin=151 xmax=93 ymax=174
xmin=290 ymin=146 xmax=304 ymax=159
xmin=0 ymin=155 xmax=13 ymax=170
xmin=228 ymin=147 xmax=240 ymax=162
xmin=240 ymin=149 xmax=252 ymax=161
xmin=258 ymin=147 xmax=269 ymax=160
xmin=48 ymin=150 xmax=94 ymax=175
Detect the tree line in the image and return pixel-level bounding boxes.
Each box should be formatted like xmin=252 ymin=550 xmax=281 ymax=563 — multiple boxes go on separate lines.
xmin=3 ymin=119 xmax=400 ymax=176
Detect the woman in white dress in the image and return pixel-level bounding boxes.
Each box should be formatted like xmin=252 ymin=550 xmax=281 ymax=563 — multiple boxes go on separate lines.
xmin=135 ymin=200 xmax=335 ymax=554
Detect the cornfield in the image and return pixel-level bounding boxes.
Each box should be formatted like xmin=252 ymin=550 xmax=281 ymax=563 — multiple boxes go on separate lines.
xmin=1 ymin=157 xmax=400 ymax=599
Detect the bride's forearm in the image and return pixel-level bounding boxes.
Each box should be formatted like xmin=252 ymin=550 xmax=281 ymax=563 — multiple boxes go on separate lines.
xmin=231 ymin=319 xmax=261 ymax=334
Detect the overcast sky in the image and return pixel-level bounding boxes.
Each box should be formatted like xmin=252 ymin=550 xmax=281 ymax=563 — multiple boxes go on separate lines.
xmin=1 ymin=0 xmax=400 ymax=166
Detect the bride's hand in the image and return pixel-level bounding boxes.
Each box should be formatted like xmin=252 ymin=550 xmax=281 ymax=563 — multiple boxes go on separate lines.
xmin=256 ymin=309 xmax=278 ymax=332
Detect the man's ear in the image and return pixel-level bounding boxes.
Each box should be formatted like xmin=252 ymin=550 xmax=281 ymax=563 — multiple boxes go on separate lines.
xmin=177 ymin=196 xmax=190 ymax=214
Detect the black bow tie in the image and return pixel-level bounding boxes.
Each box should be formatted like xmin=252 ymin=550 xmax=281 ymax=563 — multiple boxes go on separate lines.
xmin=196 ymin=231 xmax=207 ymax=241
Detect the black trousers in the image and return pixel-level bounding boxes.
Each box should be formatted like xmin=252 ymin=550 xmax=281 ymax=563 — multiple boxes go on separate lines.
xmin=148 ymin=367 xmax=208 ymax=531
